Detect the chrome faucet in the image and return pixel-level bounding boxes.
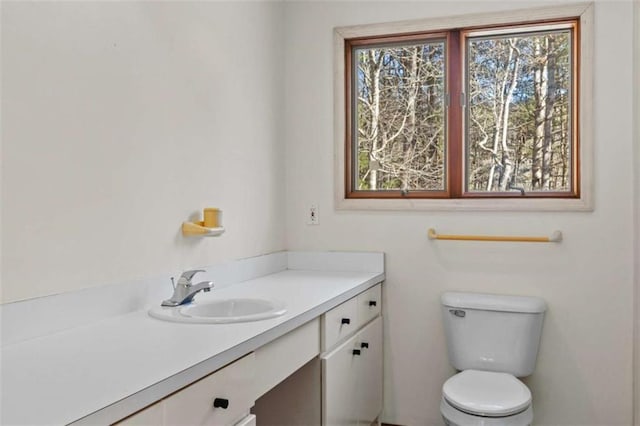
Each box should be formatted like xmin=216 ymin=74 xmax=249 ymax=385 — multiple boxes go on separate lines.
xmin=161 ymin=269 xmax=214 ymax=307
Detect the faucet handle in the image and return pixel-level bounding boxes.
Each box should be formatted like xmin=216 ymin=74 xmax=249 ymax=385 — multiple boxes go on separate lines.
xmin=179 ymin=269 xmax=206 ymax=284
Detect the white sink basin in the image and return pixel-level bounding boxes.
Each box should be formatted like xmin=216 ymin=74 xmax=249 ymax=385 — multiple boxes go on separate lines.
xmin=149 ymin=298 xmax=287 ymax=324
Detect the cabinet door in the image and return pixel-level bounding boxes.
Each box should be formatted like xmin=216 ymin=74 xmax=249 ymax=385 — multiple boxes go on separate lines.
xmin=322 ymin=316 xmax=383 ymax=426
xmin=321 ymin=333 xmax=360 ymax=426
xmin=356 ymin=316 xmax=383 ymax=425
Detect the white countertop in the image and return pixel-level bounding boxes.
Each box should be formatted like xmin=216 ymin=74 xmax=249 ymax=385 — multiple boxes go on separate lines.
xmin=1 ymin=267 xmax=384 ymax=425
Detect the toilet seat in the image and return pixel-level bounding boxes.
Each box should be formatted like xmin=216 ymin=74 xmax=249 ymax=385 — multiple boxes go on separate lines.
xmin=443 ymin=370 xmax=531 ymax=417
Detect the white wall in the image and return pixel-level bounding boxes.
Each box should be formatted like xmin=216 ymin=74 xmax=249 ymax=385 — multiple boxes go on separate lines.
xmin=2 ymin=0 xmax=637 ymax=424
xmin=283 ymin=1 xmax=635 ymax=425
xmin=1 ymin=1 xmax=285 ymax=303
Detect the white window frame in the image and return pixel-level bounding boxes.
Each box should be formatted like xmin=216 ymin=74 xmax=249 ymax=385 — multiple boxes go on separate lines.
xmin=333 ymin=3 xmax=594 ymax=211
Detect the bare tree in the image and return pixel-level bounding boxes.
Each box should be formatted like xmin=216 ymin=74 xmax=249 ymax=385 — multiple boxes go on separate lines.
xmin=356 ymin=42 xmax=445 ymax=191
xmin=354 ymin=29 xmax=570 ymax=194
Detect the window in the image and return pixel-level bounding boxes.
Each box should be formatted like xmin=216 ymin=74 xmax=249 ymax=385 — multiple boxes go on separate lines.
xmin=348 ymin=35 xmax=448 ymax=196
xmin=335 ymin=5 xmax=593 ymax=210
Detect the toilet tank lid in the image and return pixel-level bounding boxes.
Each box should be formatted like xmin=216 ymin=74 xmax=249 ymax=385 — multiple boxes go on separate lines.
xmin=441 ymin=292 xmax=546 ymax=313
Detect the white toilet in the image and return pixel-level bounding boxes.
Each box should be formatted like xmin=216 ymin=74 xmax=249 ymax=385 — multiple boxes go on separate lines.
xmin=440 ymin=292 xmax=546 ymax=426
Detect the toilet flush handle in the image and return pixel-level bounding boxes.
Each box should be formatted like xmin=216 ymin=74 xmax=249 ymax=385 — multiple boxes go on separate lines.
xmin=449 ymin=309 xmax=466 ymax=318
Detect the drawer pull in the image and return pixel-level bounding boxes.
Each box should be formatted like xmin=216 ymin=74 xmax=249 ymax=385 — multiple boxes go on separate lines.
xmin=361 ymin=342 xmax=369 ymax=349
xmin=352 ymin=349 xmax=361 ymax=356
xmin=369 ymin=301 xmax=377 ymax=307
xmin=341 ymin=318 xmax=351 ymax=325
xmin=213 ymin=398 xmax=229 ymax=409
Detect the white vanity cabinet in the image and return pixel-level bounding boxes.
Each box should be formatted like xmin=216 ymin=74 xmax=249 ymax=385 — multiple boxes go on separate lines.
xmin=115 ymin=283 xmax=383 ymax=426
xmin=321 ymin=284 xmax=383 ymax=426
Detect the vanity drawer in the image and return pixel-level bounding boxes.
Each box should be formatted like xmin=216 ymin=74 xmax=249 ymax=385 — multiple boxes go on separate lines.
xmin=164 ymin=353 xmax=255 ymax=426
xmin=357 ymin=283 xmax=381 ymax=327
xmin=321 ymin=296 xmax=358 ymax=351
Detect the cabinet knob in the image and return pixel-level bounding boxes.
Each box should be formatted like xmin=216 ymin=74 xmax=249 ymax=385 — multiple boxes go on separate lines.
xmin=361 ymin=342 xmax=369 ymax=349
xmin=213 ymin=398 xmax=229 ymax=409
xmin=369 ymin=301 xmax=377 ymax=307
xmin=341 ymin=318 xmax=351 ymax=325
xmin=352 ymin=349 xmax=361 ymax=356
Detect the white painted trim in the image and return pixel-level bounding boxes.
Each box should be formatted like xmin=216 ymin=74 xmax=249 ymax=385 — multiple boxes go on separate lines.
xmin=334 ymin=3 xmax=594 ymax=212
xmin=334 ymin=197 xmax=592 ymax=212
xmin=334 ymin=4 xmax=591 ymax=40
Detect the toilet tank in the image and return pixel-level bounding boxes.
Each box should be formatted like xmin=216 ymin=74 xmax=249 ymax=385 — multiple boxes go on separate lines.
xmin=441 ymin=292 xmax=546 ymax=377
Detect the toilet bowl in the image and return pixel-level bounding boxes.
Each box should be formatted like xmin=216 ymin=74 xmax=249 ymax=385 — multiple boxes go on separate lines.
xmin=440 ymin=370 xmax=533 ymax=426
xmin=441 ymin=397 xmax=533 ymax=426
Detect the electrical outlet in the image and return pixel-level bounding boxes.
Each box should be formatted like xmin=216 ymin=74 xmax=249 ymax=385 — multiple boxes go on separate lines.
xmin=307 ymin=204 xmax=319 ymax=225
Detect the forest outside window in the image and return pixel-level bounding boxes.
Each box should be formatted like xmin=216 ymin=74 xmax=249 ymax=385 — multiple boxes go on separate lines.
xmin=344 ymin=19 xmax=580 ymax=200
